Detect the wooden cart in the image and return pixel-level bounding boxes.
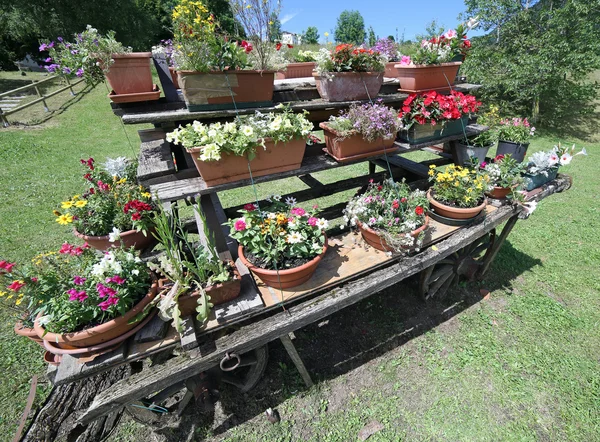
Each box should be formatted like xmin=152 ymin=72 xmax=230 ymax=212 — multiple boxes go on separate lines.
xmin=23 ymin=71 xmax=571 ymax=440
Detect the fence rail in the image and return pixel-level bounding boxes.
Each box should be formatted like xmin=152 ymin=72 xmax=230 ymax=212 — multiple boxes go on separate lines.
xmin=0 ymin=75 xmax=85 ymax=127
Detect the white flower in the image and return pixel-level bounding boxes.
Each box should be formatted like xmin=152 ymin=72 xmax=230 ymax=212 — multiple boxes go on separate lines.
xmin=560 ymin=153 xmax=572 ymax=165
xmin=548 ymin=153 xmax=559 ymax=165
xmin=522 ymin=201 xmax=538 ymax=217
xmin=316 ymin=218 xmax=329 ymax=229
xmin=466 ymin=17 xmax=479 ymax=30
xmin=267 ymin=212 xmax=277 ymax=219
xmin=313 ymin=242 xmax=322 ymax=250
xmin=285 ymin=196 xmax=297 ymax=206
xmin=575 ymin=147 xmax=587 ymax=156
xmin=288 ymin=218 xmax=297 ymax=228
xmin=224 ymin=122 xmax=236 ymax=133
xmin=287 ymin=232 xmax=303 ymax=244
xmin=241 ymin=126 xmax=254 ymax=137
xmin=104 ymin=157 xmax=129 ymax=178
xmin=208 ymin=129 xmax=217 ymax=138
xmin=108 ymin=227 xmax=121 ymax=243
xmin=132 ymin=269 xmax=140 ymax=276
xmin=273 ymin=194 xmax=282 ymax=201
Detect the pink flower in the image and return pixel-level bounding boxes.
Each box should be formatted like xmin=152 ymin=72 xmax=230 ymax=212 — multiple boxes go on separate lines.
xmin=444 ymin=29 xmax=457 ymax=39
xmin=72 ymin=247 xmax=84 ymax=256
xmin=8 ymin=280 xmax=25 ymax=291
xmin=400 ymin=55 xmax=412 ymax=65
xmin=243 ymin=203 xmax=257 ymax=211
xmin=106 ymin=275 xmax=125 ymax=285
xmin=0 ymin=261 xmax=16 ymax=272
xmin=96 ymin=283 xmax=117 ymax=298
xmin=307 ymin=217 xmax=318 ymax=226
xmin=98 ymin=296 xmax=119 ymax=311
xmin=73 ymin=276 xmax=87 ymax=285
xmin=234 ymin=218 xmax=247 ymax=231
xmin=480 ymin=161 xmax=487 ymax=168
xmin=290 ymin=207 xmax=306 ymax=216
xmin=59 ymin=243 xmax=74 ymax=254
xmin=68 ymin=289 xmax=88 ymax=302
xmin=31 ymin=277 xmax=38 ymax=283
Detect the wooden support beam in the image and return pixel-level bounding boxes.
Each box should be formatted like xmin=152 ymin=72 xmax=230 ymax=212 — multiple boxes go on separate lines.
xmin=279 ymin=333 xmax=314 ymax=388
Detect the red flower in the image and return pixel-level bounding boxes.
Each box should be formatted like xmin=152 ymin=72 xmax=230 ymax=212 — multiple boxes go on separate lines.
xmin=377 ymin=185 xmax=383 ymax=191
xmin=8 ymin=280 xmax=25 ymax=291
xmin=80 ymin=158 xmax=94 ymax=170
xmin=276 ymin=42 xmax=282 ymax=51
xmin=287 ymin=44 xmax=293 ymax=48
xmin=415 ymin=206 xmax=424 ymax=216
xmin=240 ymin=40 xmax=253 ymax=53
xmin=243 ymin=203 xmax=257 ymax=211
xmin=463 ymin=39 xmax=471 ymax=48
xmin=131 ymin=212 xmax=141 ymax=221
xmin=0 ymin=261 xmax=16 ymax=272
xmin=401 ymin=197 xmax=407 ymax=203
xmin=392 ymin=200 xmax=400 ymax=210
xmin=495 ymin=154 xmax=505 ymax=162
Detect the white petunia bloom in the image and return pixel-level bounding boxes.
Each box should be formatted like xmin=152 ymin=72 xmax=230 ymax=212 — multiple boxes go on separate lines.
xmin=560 ymin=153 xmax=572 ymax=165
xmin=241 ymin=126 xmax=254 ymax=137
xmin=108 ymin=227 xmax=121 ymax=243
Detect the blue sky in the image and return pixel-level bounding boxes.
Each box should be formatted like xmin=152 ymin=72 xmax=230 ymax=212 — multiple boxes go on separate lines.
xmin=279 ymin=0 xmax=482 ymax=43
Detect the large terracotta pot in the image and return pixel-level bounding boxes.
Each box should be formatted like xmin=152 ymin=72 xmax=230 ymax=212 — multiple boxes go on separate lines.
xmin=177 ymin=269 xmax=242 ymax=316
xmin=394 ymin=62 xmax=462 ymax=91
xmin=238 ymin=237 xmax=328 ymax=289
xmin=384 ymin=62 xmax=399 ymax=78
xmin=188 ymin=137 xmax=306 ymax=187
xmin=320 ymin=122 xmax=397 ymax=162
xmin=73 ymin=227 xmax=156 ymax=252
xmin=312 ymin=72 xmax=383 ymax=102
xmin=282 ymin=62 xmax=316 ymax=79
xmin=357 ymin=215 xmax=429 ymax=252
xmin=427 ymin=190 xmax=487 ymax=220
xmin=169 ymin=67 xmax=180 ymax=89
xmin=14 ymin=322 xmax=44 ymax=348
xmin=177 ymin=70 xmax=275 ymax=111
xmin=104 ymin=53 xmax=159 ymax=102
xmin=487 ymin=186 xmax=512 ymax=199
xmin=34 ymin=277 xmax=158 ymax=348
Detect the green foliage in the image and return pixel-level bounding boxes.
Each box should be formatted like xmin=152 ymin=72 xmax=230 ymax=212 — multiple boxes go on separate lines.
xmin=334 ymin=10 xmax=366 ymax=45
xmin=315 ymin=44 xmax=385 ymax=74
xmin=462 ymin=0 xmax=600 ymax=126
xmin=302 ymin=26 xmax=319 ymax=45
xmin=204 ymin=0 xmax=243 ymax=36
xmin=367 ymin=26 xmax=376 ymax=47
xmin=269 ymin=12 xmax=282 ymax=42
xmin=416 ymin=19 xmax=445 ymax=42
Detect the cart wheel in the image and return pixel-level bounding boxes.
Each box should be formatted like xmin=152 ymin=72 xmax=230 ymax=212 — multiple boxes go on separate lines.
xmin=124 ymin=345 xmax=269 ymax=426
xmin=419 ymin=231 xmax=495 ymax=300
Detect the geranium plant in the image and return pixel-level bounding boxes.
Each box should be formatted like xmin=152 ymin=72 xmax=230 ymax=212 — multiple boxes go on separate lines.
xmin=54 ymin=157 xmax=157 ymax=237
xmin=428 ymin=164 xmax=492 ymax=208
xmin=325 ymin=102 xmax=402 ymax=142
xmin=399 ymin=91 xmax=481 ymax=129
xmin=166 ymin=104 xmax=313 ymax=161
xmin=40 ymin=25 xmax=129 ymax=84
xmin=315 ymin=44 xmax=385 ymax=75
xmin=496 ymin=117 xmax=536 ymax=144
xmin=227 ymin=199 xmax=327 ymax=270
xmin=479 ymin=154 xmax=525 ymax=189
xmin=344 ymin=179 xmax=429 ymax=250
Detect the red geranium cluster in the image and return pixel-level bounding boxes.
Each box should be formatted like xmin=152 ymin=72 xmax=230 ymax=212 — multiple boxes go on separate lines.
xmin=124 ymin=199 xmax=154 ymax=221
xmin=329 ymin=43 xmax=384 ymax=73
xmin=398 ymin=91 xmax=481 ymax=128
xmin=239 ymin=40 xmax=253 ymax=53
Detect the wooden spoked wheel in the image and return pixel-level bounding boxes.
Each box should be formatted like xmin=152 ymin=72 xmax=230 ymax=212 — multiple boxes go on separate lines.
xmin=125 ymin=345 xmax=269 ymax=426
xmin=419 ymin=231 xmax=496 ymax=300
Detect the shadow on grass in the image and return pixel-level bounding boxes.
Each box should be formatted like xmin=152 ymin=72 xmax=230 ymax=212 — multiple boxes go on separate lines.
xmin=149 ymin=240 xmax=542 ymax=440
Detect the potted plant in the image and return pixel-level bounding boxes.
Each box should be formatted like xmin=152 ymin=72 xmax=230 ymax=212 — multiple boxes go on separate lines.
xmin=371 ymin=38 xmax=402 ymax=78
xmin=166 ymin=105 xmax=313 ymax=186
xmin=453 ymin=106 xmax=499 ymax=165
xmin=41 ymin=25 xmax=159 ymax=103
xmin=313 ymin=44 xmax=385 ymax=102
xmin=281 ymin=49 xmax=318 ymax=79
xmin=54 ymin=157 xmax=158 ymax=251
xmin=320 ymin=101 xmax=402 ymax=161
xmin=427 ymin=164 xmax=492 ymax=220
xmin=478 ymin=154 xmax=525 ymax=199
xmin=496 ymin=117 xmax=536 ymax=162
xmin=148 ymin=204 xmax=240 ymax=332
xmin=398 ymin=91 xmax=481 ymax=144
xmin=522 ymin=143 xmax=586 ymax=191
xmin=344 ymin=179 xmax=430 ymax=252
xmin=24 ymin=244 xmax=158 ymax=354
xmin=394 ymin=19 xmax=476 ymax=91
xmin=228 ymin=199 xmax=328 ymax=289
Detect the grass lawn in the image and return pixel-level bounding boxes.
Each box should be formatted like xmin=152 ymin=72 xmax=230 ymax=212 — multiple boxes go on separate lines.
xmin=0 ymin=75 xmax=598 ymax=441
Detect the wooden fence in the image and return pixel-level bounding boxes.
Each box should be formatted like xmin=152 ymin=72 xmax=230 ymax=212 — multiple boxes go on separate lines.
xmin=0 ymin=75 xmax=85 ymax=127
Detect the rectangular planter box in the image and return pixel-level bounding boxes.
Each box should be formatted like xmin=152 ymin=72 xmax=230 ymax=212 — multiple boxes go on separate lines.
xmin=188 ymin=137 xmax=307 ymax=187
xmin=320 ymin=122 xmax=397 ymax=162
xmin=394 ymin=62 xmax=461 ymax=92
xmin=313 ymin=72 xmax=383 ymax=102
xmin=399 ymin=116 xmax=469 ymax=144
xmin=281 ymin=62 xmax=316 ymax=79
xmin=523 ymin=167 xmax=559 ymax=191
xmin=177 ymin=70 xmax=275 ymax=111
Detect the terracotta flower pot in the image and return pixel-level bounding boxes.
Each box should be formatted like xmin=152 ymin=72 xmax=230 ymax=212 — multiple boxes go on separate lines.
xmin=487 ymin=186 xmax=512 ymax=199
xmin=14 ymin=322 xmax=45 ymax=348
xmin=319 ymin=122 xmax=397 ymax=162
xmin=177 ymin=70 xmax=275 ymax=111
xmin=238 ymin=237 xmax=328 ymax=289
xmin=188 ymin=137 xmax=306 ymax=187
xmin=169 ymin=67 xmax=180 ymax=89
xmin=384 ymin=62 xmax=399 ymax=78
xmin=44 ymin=351 xmax=62 ymax=366
xmin=73 ymin=227 xmax=156 ymax=252
xmin=394 ymin=62 xmax=462 ymax=91
xmin=427 ymin=189 xmax=487 ymax=220
xmin=177 ymin=269 xmax=242 ymax=316
xmin=34 ymin=277 xmax=158 ymax=348
xmin=312 ymin=72 xmax=383 ymax=102
xmin=357 ymin=215 xmax=430 ymax=252
xmin=283 ymin=62 xmax=316 ymax=79
xmin=104 ymin=52 xmax=159 ymax=102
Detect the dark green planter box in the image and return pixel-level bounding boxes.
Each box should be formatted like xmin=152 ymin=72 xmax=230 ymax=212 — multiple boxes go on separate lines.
xmin=399 ymin=116 xmax=469 ymax=144
xmin=523 ymin=167 xmax=559 ymax=191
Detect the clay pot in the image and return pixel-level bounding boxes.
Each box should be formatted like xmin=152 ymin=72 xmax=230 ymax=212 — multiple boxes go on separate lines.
xmin=34 ymin=277 xmax=158 ymax=348
xmin=312 ymin=72 xmax=383 ymax=102
xmin=320 ymin=122 xmax=397 ymax=162
xmin=394 ymin=62 xmax=462 ymax=91
xmin=104 ymin=53 xmax=157 ymax=98
xmin=169 ymin=67 xmax=180 ymax=89
xmin=357 ymin=215 xmax=430 ymax=252
xmin=73 ymin=227 xmax=156 ymax=252
xmin=188 ymin=137 xmax=306 ymax=187
xmin=14 ymin=322 xmax=45 ymax=348
xmin=487 ymin=186 xmax=512 ymax=199
xmin=177 ymin=269 xmax=242 ymax=316
xmin=384 ymin=62 xmax=399 ymax=78
xmin=238 ymin=237 xmax=328 ymax=289
xmin=282 ymin=62 xmax=316 ymax=79
xmin=427 ymin=189 xmax=487 ymax=220
xmin=177 ymin=70 xmax=275 ymax=111
xmin=44 ymin=351 xmax=62 ymax=366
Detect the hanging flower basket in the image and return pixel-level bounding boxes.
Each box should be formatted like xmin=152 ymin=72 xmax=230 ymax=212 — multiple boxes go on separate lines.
xmin=394 ymin=62 xmax=462 ymax=92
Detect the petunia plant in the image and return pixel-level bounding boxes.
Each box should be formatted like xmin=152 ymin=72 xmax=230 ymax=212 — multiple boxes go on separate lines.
xmin=496 ymin=117 xmax=536 ymax=144
xmin=478 ymin=154 xmax=525 ymax=190
xmin=325 ymin=101 xmax=402 ymax=142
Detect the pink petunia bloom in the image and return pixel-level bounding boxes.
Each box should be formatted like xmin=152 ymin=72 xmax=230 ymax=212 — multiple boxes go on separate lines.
xmin=234 ymin=219 xmax=247 ymax=231
xmin=59 ymin=243 xmax=74 ymax=254
xmin=400 ymin=55 xmax=412 ymax=65
xmin=106 ymin=275 xmax=126 ymax=285
xmin=8 ymin=280 xmax=25 ymax=291
xmin=0 ymin=261 xmax=16 ymax=272
xmin=98 ymin=297 xmax=118 ymax=310
xmin=307 ymin=217 xmax=318 ymax=226
xmin=73 ymin=275 xmax=87 ymax=285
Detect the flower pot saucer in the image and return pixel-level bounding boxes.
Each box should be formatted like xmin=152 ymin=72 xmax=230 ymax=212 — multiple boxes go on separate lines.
xmin=321 ymin=146 xmax=400 ymax=163
xmin=427 ymin=208 xmax=486 ymax=227
xmin=108 ymin=84 xmax=161 ymax=103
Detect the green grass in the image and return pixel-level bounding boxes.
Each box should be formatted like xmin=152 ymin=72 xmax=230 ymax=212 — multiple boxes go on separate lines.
xmin=1 ymin=72 xmax=599 ymax=441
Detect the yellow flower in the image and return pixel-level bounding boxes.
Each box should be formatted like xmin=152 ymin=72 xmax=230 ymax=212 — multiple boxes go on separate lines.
xmin=0 ymin=291 xmax=6 ymax=297
xmin=61 ymin=201 xmax=73 ymax=209
xmin=454 ymin=181 xmax=460 ymax=187
xmin=15 ymin=297 xmax=23 ymax=306
xmin=75 ymin=200 xmax=87 ymax=208
xmin=428 ymin=169 xmax=435 ymax=177
xmin=141 ymin=192 xmax=152 ymax=199
xmin=324 ymin=32 xmax=329 ymax=37
xmin=56 ymin=214 xmax=73 ymax=225
xmin=246 ymin=4 xmax=252 ymax=8
xmin=276 ymin=213 xmax=287 ymax=225
xmin=269 ymin=20 xmax=274 ymax=25
xmin=72 ymin=194 xmax=80 ymax=200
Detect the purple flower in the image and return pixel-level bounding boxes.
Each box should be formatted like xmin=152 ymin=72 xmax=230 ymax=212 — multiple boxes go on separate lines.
xmin=70 ymin=49 xmax=78 ymax=55
xmin=48 ymin=41 xmax=55 ymax=48
xmin=45 ymin=57 xmax=52 ymax=63
xmin=68 ymin=289 xmax=88 ymax=302
xmin=57 ymin=36 xmax=63 ymax=42
xmin=76 ymin=68 xmax=84 ymax=77
xmin=39 ymin=43 xmax=48 ymax=52
xmin=45 ymin=63 xmax=60 ymax=73
xmin=62 ymin=67 xmax=71 ymax=74
xmin=371 ymin=38 xmax=399 ymax=61
xmin=93 ymin=38 xmax=99 ymax=46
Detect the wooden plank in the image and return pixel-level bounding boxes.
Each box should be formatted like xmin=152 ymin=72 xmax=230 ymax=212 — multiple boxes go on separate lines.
xmin=382 ymin=156 xmax=430 ymax=178
xmin=133 ymin=314 xmax=169 ymax=343
xmin=280 ymin=334 xmax=314 ymax=388
xmin=179 ymin=316 xmax=198 ymax=351
xmin=136 ymin=138 xmax=176 ymax=186
xmin=53 ymin=344 xmax=128 ymax=386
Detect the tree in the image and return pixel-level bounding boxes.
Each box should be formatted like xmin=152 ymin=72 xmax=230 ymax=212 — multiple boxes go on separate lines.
xmin=204 ymin=0 xmax=244 ymax=36
xmin=334 ymin=10 xmax=366 ymax=45
xmin=268 ymin=12 xmax=281 ymax=42
xmin=463 ymin=0 xmax=600 ymax=126
xmin=367 ymin=26 xmax=376 ymax=47
xmin=302 ymin=26 xmax=319 ymax=45
xmin=387 ymin=35 xmax=395 ymax=42
xmin=415 ymin=19 xmax=445 ymax=42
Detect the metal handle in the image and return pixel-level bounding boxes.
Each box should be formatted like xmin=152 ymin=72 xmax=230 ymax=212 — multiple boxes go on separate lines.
xmin=219 ymin=352 xmax=241 ymax=372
